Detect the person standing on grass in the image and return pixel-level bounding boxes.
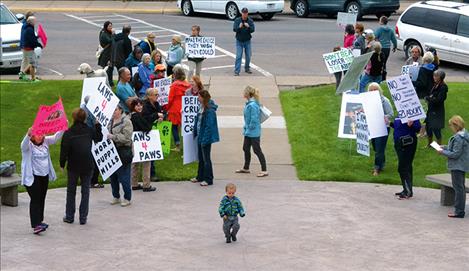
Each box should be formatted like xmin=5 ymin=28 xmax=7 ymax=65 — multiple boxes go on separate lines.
xmin=424 ymin=70 xmax=448 ymax=147
xmin=167 ymin=65 xmax=190 ymax=152
xmin=192 ymin=90 xmax=219 ymax=186
xmin=98 ymin=21 xmax=115 ymax=87
xmin=60 ymin=108 xmax=103 ymax=225
xmin=413 ymin=52 xmax=436 ymax=137
xmin=187 ymin=25 xmax=205 ymax=77
xmin=116 ymin=67 xmax=137 ymax=114
xmin=21 ymin=16 xmax=43 ymax=82
xmin=374 ymin=16 xmax=397 ymax=81
xmin=235 ymin=86 xmax=268 ymax=177
xmin=438 ymin=115 xmax=469 ymax=219
xmin=21 ymin=128 xmax=63 ymax=234
xmin=233 ymin=7 xmax=255 ymax=76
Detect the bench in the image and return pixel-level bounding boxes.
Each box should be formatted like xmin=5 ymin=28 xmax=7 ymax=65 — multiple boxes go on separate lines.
xmin=426 ymin=174 xmax=469 ymax=206
xmin=0 ymin=174 xmax=21 ymax=207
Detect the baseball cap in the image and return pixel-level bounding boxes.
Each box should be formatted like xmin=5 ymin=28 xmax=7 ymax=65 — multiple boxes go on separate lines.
xmin=241 ymin=7 xmax=248 ymax=13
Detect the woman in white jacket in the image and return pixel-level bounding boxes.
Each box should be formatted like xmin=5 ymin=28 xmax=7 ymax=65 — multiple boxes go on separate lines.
xmin=21 ymin=128 xmax=63 ymax=234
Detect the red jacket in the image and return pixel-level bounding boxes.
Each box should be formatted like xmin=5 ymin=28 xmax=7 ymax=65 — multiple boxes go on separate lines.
xmin=343 ymin=34 xmax=354 ymax=49
xmin=167 ymin=80 xmax=191 ymax=125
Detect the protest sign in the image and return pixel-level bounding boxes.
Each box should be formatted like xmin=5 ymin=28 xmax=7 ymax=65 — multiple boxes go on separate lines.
xmin=401 ymin=63 xmax=419 ymax=81
xmin=153 ymin=121 xmax=172 ymax=155
xmin=185 ymin=37 xmax=216 ymax=58
xmin=337 ymin=12 xmax=357 ymax=29
xmin=336 ymin=52 xmax=373 ymax=94
xmin=153 ymin=77 xmax=172 ymax=106
xmin=387 ymin=75 xmax=426 ymax=122
xmin=85 ymin=80 xmax=120 ymax=127
xmin=182 ymin=96 xmax=200 ymax=136
xmin=356 ymin=112 xmax=370 ymax=157
xmin=338 ymin=91 xmax=388 ymax=139
xmin=183 ymin=134 xmax=198 ymax=165
xmin=91 ymin=127 xmax=122 ymax=180
xmin=31 ymin=98 xmax=68 ymax=136
xmin=37 ymin=24 xmax=48 ymax=47
xmin=323 ymin=48 xmax=354 ymax=74
xmin=131 ymin=67 xmax=138 ymax=76
xmin=80 ymin=77 xmax=107 ymax=106
xmin=132 ymin=130 xmax=164 ymax=163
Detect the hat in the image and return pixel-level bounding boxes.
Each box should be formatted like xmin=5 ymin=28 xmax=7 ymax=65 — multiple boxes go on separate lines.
xmin=147 ymin=32 xmax=156 ymax=39
xmin=241 ymin=7 xmax=248 ymax=13
xmin=155 ymin=64 xmax=166 ymax=71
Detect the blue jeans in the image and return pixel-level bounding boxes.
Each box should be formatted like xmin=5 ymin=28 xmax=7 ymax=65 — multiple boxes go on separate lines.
xmin=110 ymin=163 xmax=131 ymax=201
xmin=359 ymin=73 xmax=382 ymax=93
xmin=197 ymin=144 xmax=213 ymax=185
xmin=371 ymin=129 xmax=389 ymax=171
xmin=235 ymin=40 xmax=251 ymax=74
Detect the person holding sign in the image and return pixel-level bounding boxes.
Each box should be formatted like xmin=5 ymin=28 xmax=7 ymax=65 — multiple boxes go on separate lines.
xmin=343 ymin=24 xmax=355 ymax=49
xmin=413 ymin=52 xmax=436 ymax=137
xmin=424 ymin=70 xmax=448 ymax=147
xmin=167 ymin=66 xmax=191 ymax=152
xmin=233 ymin=8 xmax=255 ymax=76
xmin=193 ymin=90 xmax=219 ymax=186
xmin=437 ymin=116 xmax=469 ymax=218
xmin=108 ymin=105 xmax=134 ymax=207
xmin=391 ymin=119 xmax=421 ymax=199
xmin=187 ymin=25 xmax=205 ymax=77
xmin=235 ymin=86 xmax=268 ymax=177
xmin=129 ymin=98 xmax=157 ymax=192
xmin=60 ymin=108 xmax=103 ymax=225
xmin=21 ymin=128 xmax=63 ymax=234
xmin=166 ymin=35 xmax=184 ymax=77
xmin=186 ymin=75 xmax=203 ymax=96
xmin=142 ymin=88 xmax=164 ymax=180
xmin=359 ymin=42 xmax=385 ymax=93
xmin=116 ymin=67 xmax=137 ymax=113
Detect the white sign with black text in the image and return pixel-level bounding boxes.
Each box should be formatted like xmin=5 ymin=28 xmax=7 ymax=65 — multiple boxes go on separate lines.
xmin=387 ymin=75 xmax=426 ymax=122
xmin=85 ymin=80 xmax=120 ymax=127
xmin=356 ymin=112 xmax=370 ymax=157
xmin=153 ymin=77 xmax=172 ymax=106
xmin=181 ymin=96 xmax=200 ymax=136
xmin=132 ymin=130 xmax=164 ymax=163
xmin=185 ymin=37 xmax=216 ymax=58
xmin=323 ymin=48 xmax=355 ymax=74
xmin=91 ymin=127 xmax=122 ymax=180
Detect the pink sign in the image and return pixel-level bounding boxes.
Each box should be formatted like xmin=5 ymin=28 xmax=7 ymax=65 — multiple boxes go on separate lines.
xmin=37 ymin=24 xmax=48 ymax=48
xmin=31 ymin=99 xmax=68 ymax=136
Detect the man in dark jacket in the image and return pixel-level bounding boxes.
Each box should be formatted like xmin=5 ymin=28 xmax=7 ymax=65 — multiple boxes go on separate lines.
xmin=112 ymin=25 xmax=132 ymax=70
xmin=19 ymin=11 xmax=34 ymax=80
xmin=21 ymin=16 xmax=43 ymax=81
xmin=233 ymin=8 xmax=255 ymax=76
xmin=60 ymin=108 xmax=103 ymax=225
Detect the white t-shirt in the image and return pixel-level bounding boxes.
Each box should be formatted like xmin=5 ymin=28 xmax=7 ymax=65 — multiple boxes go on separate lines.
xmin=31 ymin=144 xmax=50 ymax=177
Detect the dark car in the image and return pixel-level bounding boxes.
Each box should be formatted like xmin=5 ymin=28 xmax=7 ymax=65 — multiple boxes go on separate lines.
xmin=291 ymin=0 xmax=400 ymax=19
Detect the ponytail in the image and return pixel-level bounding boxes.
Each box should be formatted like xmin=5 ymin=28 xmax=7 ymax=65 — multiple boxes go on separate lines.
xmin=244 ymin=85 xmax=260 ymax=101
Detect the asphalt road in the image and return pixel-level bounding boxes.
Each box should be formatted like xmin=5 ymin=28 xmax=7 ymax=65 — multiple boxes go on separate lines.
xmin=5 ymin=12 xmax=469 ymax=78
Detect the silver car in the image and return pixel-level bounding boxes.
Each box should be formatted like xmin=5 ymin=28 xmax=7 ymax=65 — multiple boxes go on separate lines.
xmin=0 ymin=3 xmax=24 ymax=70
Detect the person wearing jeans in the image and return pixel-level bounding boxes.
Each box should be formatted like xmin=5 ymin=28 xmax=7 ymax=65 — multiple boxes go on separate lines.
xmin=374 ymin=16 xmax=397 ymax=81
xmin=233 ymin=8 xmax=255 ymax=76
xmin=193 ymin=90 xmax=219 ymax=186
xmin=236 ymin=86 xmax=268 ymax=177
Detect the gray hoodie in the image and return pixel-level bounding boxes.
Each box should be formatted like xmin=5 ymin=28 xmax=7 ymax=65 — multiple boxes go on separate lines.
xmin=442 ymin=129 xmax=469 ymax=172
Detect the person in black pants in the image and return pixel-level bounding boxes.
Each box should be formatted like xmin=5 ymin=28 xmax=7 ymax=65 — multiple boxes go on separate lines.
xmin=98 ymin=21 xmax=115 ymax=87
xmin=424 ymin=70 xmax=448 ymax=146
xmin=391 ymin=119 xmax=421 ymax=199
xmin=60 ymin=108 xmax=103 ymax=225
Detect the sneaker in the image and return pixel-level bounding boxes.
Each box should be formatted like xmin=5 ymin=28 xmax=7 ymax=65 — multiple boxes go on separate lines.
xmin=143 ymin=186 xmax=156 ymax=192
xmin=121 ymin=199 xmax=131 ymax=207
xmin=398 ymin=194 xmax=410 ymax=200
xmin=395 ymin=191 xmax=405 ymax=196
xmin=226 ymin=236 xmax=231 ymax=243
xmin=231 ymin=234 xmax=237 ymax=242
xmin=63 ymin=217 xmax=74 ymax=224
xmin=31 ymin=78 xmax=41 ymax=83
xmin=200 ymin=181 xmax=210 ymax=186
xmin=18 ymin=71 xmax=26 ymax=80
xmin=171 ymin=146 xmax=180 ymax=152
xmin=190 ymin=178 xmax=198 ymax=183
xmin=110 ymin=198 xmax=121 ymax=205
xmin=80 ymin=219 xmax=87 ymax=225
xmin=234 ymin=73 xmax=239 ymax=76
xmin=245 ymin=70 xmax=252 ymax=74
xmin=33 ymin=225 xmax=46 ymax=234
xmin=39 ymin=223 xmax=49 ymax=229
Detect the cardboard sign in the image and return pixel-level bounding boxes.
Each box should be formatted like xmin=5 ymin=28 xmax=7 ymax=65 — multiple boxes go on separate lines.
xmin=85 ymin=80 xmax=120 ymax=127
xmin=323 ymin=48 xmax=354 ymax=74
xmin=37 ymin=24 xmax=48 ymax=47
xmin=132 ymin=130 xmax=164 ymax=163
xmin=91 ymin=127 xmax=122 ymax=180
xmin=31 ymin=99 xmax=68 ymax=136
xmin=80 ymin=77 xmax=107 ymax=106
xmin=185 ymin=37 xmax=216 ymax=58
xmin=181 ymin=96 xmax=200 ymax=136
xmin=337 ymin=12 xmax=357 ymax=29
xmin=336 ymin=52 xmax=373 ymax=94
xmin=131 ymin=67 xmax=138 ymax=76
xmin=153 ymin=77 xmax=171 ymax=106
xmin=356 ymin=112 xmax=370 ymax=157
xmin=401 ymin=64 xmax=419 ymax=81
xmin=153 ymin=121 xmax=172 ymax=155
xmin=183 ymin=134 xmax=198 ymax=165
xmin=387 ymin=75 xmax=426 ymax=122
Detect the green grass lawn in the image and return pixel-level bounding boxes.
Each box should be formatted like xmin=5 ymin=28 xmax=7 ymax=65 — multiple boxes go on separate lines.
xmin=280 ymin=82 xmax=469 ymax=188
xmin=0 ymin=80 xmax=197 ymax=192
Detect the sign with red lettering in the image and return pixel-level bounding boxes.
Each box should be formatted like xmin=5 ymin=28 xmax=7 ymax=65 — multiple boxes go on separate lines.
xmin=181 ymin=96 xmax=200 ymax=136
xmin=85 ymin=80 xmax=119 ymax=127
xmin=31 ymin=98 xmax=68 ymax=136
xmin=132 ymin=130 xmax=164 ymax=163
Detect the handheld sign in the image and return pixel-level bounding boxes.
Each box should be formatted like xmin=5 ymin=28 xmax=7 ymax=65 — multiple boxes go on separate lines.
xmin=153 ymin=121 xmax=172 ymax=155
xmin=387 ymin=75 xmax=426 ymax=122
xmin=401 ymin=63 xmax=419 ymax=81
xmin=183 ymin=134 xmax=198 ymax=165
xmin=80 ymin=77 xmax=107 ymax=106
xmin=132 ymin=130 xmax=164 ymax=163
xmin=37 ymin=24 xmax=48 ymax=47
xmin=153 ymin=77 xmax=172 ymax=106
xmin=85 ymin=80 xmax=120 ymax=127
xmin=356 ymin=112 xmax=370 ymax=157
xmin=131 ymin=67 xmax=138 ymax=76
xmin=181 ymin=96 xmax=200 ymax=136
xmin=91 ymin=127 xmax=122 ymax=180
xmin=31 ymin=98 xmax=68 ymax=136
xmin=337 ymin=12 xmax=357 ymax=29
xmin=336 ymin=52 xmax=373 ymax=94
xmin=185 ymin=37 xmax=216 ymax=58
xmin=323 ymin=48 xmax=354 ymax=74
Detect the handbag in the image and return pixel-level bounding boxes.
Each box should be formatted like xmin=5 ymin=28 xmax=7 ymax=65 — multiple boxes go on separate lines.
xmin=400 ymin=135 xmax=414 ymax=146
xmin=96 ymin=45 xmax=104 ymax=59
xmin=259 ymin=105 xmax=272 ymax=124
xmin=116 ymin=145 xmax=133 ymax=165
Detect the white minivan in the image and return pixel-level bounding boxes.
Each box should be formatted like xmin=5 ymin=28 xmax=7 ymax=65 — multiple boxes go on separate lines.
xmin=177 ymin=0 xmax=284 ymax=20
xmin=395 ymin=1 xmax=469 ymax=66
xmin=0 ymin=3 xmax=24 ymax=70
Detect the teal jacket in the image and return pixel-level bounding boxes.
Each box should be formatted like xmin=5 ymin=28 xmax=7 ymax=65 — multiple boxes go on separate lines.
xmin=375 ymin=26 xmax=397 ymax=49
xmin=166 ymin=44 xmax=184 ymax=67
xmin=219 ymin=196 xmax=245 ymax=217
xmin=243 ymin=98 xmax=261 ymax=138
xmin=194 ymin=99 xmax=220 ymax=146
xmin=116 ymin=81 xmax=136 ymax=113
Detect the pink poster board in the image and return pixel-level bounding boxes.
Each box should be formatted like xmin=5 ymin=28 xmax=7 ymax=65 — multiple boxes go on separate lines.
xmin=37 ymin=24 xmax=48 ymax=47
xmin=31 ymin=99 xmax=68 ymax=136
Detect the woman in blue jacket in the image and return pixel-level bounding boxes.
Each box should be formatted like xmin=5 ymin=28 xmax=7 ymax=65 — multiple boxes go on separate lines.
xmin=165 ymin=35 xmax=184 ymax=77
xmin=236 ymin=86 xmax=268 ymax=177
xmin=193 ymin=90 xmax=219 ymax=186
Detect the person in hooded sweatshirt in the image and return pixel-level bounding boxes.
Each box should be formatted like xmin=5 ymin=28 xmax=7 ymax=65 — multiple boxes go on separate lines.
xmin=374 ymin=16 xmax=397 ymax=81
xmin=438 ymin=115 xmax=469 ymax=219
xmin=112 ymin=25 xmax=132 ymax=71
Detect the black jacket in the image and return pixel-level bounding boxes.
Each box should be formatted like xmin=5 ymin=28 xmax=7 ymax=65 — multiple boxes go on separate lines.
xmin=142 ymin=99 xmax=162 ymax=126
xmin=60 ymin=122 xmax=103 ymax=173
xmin=369 ymin=52 xmax=385 ymax=77
xmin=413 ymin=66 xmax=435 ymax=99
xmin=425 ymin=82 xmax=448 ymax=129
xmin=112 ymin=32 xmax=132 ymax=68
xmin=22 ymin=24 xmax=42 ymax=49
xmin=130 ymin=112 xmax=153 ymax=132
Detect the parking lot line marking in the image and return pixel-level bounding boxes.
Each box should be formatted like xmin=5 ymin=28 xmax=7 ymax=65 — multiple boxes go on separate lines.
xmin=38 ymin=66 xmax=64 ymax=77
xmin=80 ymin=15 xmax=120 ymax=19
xmin=65 ymin=13 xmax=101 ymax=27
xmin=92 ymin=18 xmax=131 ymax=22
xmin=131 ymin=30 xmax=169 ymax=34
xmin=201 ymin=65 xmax=233 ymax=71
xmin=208 ymin=55 xmax=228 ymax=59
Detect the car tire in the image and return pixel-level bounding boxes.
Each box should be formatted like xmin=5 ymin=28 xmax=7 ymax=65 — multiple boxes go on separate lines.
xmin=226 ymin=2 xmax=239 ymax=20
xmin=181 ymin=0 xmax=194 ymax=16
xmin=346 ymin=1 xmax=362 ymax=20
xmin=405 ymin=40 xmax=423 ymax=59
xmin=260 ymin=13 xmax=275 ymax=20
xmin=294 ymin=0 xmax=309 ymax=18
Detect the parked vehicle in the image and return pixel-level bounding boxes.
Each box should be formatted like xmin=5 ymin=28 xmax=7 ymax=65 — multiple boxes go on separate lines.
xmin=177 ymin=0 xmax=284 ymax=20
xmin=396 ymin=1 xmax=469 ymax=66
xmin=291 ymin=0 xmax=400 ymax=19
xmin=0 ymin=3 xmax=24 ymax=70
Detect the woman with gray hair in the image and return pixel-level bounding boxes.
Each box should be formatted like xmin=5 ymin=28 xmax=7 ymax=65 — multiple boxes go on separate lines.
xmin=358 ymin=41 xmax=385 ymax=92
xmin=424 ymin=70 xmax=448 ymax=146
xmin=413 ymin=52 xmax=436 ymax=137
xmin=137 ymin=53 xmax=153 ymax=97
xmin=166 ymin=35 xmax=184 ymax=76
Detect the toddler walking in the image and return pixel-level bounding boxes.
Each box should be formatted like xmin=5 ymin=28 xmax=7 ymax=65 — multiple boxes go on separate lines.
xmin=218 ymin=183 xmax=245 ymax=243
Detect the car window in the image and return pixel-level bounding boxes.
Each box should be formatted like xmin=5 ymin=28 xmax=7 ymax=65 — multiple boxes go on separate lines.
xmin=401 ymin=7 xmax=459 ymax=34
xmin=457 ymin=15 xmax=469 ymax=38
xmin=401 ymin=7 xmax=427 ymax=27
xmin=0 ymin=5 xmax=18 ymax=25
